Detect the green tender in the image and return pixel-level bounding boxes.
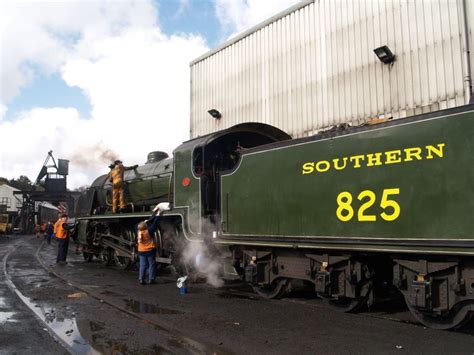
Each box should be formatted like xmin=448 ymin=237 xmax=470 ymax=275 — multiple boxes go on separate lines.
xmin=220 ymin=108 xmax=474 ymax=253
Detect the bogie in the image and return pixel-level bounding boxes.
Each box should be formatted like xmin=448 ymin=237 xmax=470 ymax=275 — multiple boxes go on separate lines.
xmin=234 ymin=248 xmax=474 ymax=328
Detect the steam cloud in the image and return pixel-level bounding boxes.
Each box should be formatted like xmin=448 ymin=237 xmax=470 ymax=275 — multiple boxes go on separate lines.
xmin=180 ymin=217 xmax=224 ymax=288
xmin=182 ymin=240 xmax=224 ymax=288
xmin=69 ymin=142 xmax=118 ymax=169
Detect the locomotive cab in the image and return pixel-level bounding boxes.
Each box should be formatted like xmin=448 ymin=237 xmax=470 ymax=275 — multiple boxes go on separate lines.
xmin=173 ymin=123 xmax=291 ymax=236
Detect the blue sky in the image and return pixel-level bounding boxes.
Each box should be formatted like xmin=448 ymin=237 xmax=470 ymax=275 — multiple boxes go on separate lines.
xmin=3 ymin=0 xmax=223 ymax=122
xmin=0 ymin=0 xmax=299 ymax=187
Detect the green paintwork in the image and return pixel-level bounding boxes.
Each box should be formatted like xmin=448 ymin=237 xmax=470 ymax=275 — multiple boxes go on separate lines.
xmin=94 ymin=157 xmax=173 ymax=209
xmin=173 ymin=142 xmax=201 ymax=234
xmin=172 ymin=123 xmax=292 ymax=237
xmin=220 ymin=109 xmax=474 ymax=244
xmin=77 ymin=219 xmax=88 ymax=244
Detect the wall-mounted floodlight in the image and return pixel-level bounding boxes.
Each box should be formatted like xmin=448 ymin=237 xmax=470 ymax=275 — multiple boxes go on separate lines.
xmin=208 ymin=109 xmax=222 ymax=119
xmin=373 ymin=45 xmax=396 ymax=64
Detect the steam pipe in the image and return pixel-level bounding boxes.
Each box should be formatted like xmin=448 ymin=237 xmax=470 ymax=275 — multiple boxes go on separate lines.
xmin=460 ymin=0 xmax=472 ymax=103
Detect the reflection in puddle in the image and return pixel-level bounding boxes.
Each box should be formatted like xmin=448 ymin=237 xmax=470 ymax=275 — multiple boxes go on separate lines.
xmin=123 ymin=299 xmax=183 ymax=315
xmin=0 ymin=296 xmax=17 ymax=324
xmin=218 ymin=292 xmax=259 ymax=301
xmin=4 ymin=274 xmax=99 ymax=354
xmin=0 ymin=311 xmax=16 ymax=323
xmin=75 ymin=319 xmax=130 ymax=354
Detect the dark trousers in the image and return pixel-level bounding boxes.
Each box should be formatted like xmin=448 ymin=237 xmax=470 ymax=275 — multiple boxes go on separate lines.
xmin=139 ymin=249 xmax=156 ymax=282
xmin=57 ymin=238 xmax=69 ymax=263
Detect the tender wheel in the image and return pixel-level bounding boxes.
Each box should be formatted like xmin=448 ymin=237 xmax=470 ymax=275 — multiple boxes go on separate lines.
xmin=405 ymin=300 xmax=473 ymax=330
xmin=253 ymin=279 xmax=290 ymax=299
xmin=322 ymin=281 xmax=372 ymax=313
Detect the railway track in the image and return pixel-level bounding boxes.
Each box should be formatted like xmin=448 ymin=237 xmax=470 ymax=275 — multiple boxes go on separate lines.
xmin=3 ymin=239 xmax=225 ymax=354
xmin=3 ymin=236 xmax=473 ymax=355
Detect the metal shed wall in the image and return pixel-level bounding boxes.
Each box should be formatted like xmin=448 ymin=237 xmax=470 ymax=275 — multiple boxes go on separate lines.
xmin=190 ymin=0 xmax=473 ymax=138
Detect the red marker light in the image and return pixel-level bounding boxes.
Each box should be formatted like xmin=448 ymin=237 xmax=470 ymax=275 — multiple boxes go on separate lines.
xmin=182 ymin=177 xmax=191 ymax=187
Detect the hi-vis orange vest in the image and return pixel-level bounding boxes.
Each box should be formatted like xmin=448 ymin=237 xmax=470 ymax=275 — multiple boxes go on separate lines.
xmin=110 ymin=165 xmax=125 ymax=188
xmin=138 ymin=229 xmax=156 ymax=252
xmin=54 ymin=219 xmax=69 ymax=239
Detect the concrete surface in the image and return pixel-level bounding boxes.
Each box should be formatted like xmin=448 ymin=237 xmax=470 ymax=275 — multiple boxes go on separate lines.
xmin=1 ymin=235 xmax=474 ymax=354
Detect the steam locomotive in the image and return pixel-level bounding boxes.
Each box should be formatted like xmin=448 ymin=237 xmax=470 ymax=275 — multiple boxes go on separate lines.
xmin=76 ymin=104 xmax=474 ymax=329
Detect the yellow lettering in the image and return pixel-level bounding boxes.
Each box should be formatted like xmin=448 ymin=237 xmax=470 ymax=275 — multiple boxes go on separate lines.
xmin=303 ymin=142 xmax=445 ymax=175
xmin=404 ymin=147 xmax=422 ymax=161
xmin=349 ymin=155 xmax=365 ymax=168
xmin=366 ymin=153 xmax=382 ymax=167
xmin=315 ymin=160 xmax=330 ymax=173
xmin=385 ymin=150 xmax=402 ymax=164
xmin=302 ymin=162 xmax=314 ymax=175
xmin=333 ymin=157 xmax=348 ymax=171
xmin=426 ymin=143 xmax=445 ymax=159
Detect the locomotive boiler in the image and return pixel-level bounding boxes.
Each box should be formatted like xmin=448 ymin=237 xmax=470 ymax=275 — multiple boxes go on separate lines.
xmin=77 ymin=106 xmax=474 ymax=329
xmin=76 ymin=151 xmax=174 ymax=269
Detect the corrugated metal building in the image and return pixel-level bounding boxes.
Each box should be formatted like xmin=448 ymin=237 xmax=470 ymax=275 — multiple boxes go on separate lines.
xmin=0 ymin=184 xmax=22 ymax=212
xmin=190 ymin=0 xmax=473 ymax=138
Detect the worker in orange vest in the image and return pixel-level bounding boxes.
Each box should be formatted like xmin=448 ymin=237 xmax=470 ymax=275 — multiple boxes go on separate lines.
xmin=137 ymin=216 xmax=160 ymax=285
xmin=136 ymin=203 xmax=169 ymax=284
xmin=34 ymin=224 xmax=40 ymax=239
xmin=109 ymin=160 xmax=138 ymax=213
xmin=54 ymin=214 xmax=75 ymax=264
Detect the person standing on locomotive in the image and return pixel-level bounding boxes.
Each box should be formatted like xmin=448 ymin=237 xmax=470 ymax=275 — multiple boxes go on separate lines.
xmin=109 ymin=160 xmax=138 ymax=213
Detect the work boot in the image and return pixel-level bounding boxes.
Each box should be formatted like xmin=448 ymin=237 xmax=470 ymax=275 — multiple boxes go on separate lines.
xmin=139 ymin=280 xmax=146 ymax=285
xmin=148 ymin=280 xmax=156 ymax=285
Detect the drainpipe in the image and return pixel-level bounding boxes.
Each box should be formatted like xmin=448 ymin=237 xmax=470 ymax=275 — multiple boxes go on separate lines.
xmin=460 ymin=0 xmax=472 ymax=103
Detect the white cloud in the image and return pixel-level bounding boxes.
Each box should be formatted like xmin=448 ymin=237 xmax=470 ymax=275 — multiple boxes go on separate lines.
xmin=0 ymin=0 xmax=158 ymax=103
xmin=0 ymin=0 xmax=301 ymax=190
xmin=0 ymin=0 xmax=208 ymax=188
xmin=214 ymin=0 xmax=301 ymax=37
xmin=0 ymin=103 xmax=6 ymax=120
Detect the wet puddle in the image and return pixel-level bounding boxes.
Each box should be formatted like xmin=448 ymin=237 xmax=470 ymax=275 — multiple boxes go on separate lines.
xmin=0 ymin=311 xmax=17 ymax=323
xmin=100 ymin=290 xmax=123 ymax=297
xmin=0 ymin=296 xmax=17 ymax=324
xmin=218 ymin=292 xmax=259 ymax=301
xmin=123 ymin=299 xmax=183 ymax=315
xmin=4 ymin=272 xmax=99 ymax=354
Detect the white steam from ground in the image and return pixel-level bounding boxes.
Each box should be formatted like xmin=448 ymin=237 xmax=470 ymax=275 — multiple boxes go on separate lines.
xmin=179 ymin=217 xmax=224 ymax=288
xmin=181 ymin=240 xmax=223 ymax=288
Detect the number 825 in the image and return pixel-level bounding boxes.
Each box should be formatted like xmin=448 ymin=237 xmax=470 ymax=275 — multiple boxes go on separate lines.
xmin=336 ymin=188 xmax=401 ymax=222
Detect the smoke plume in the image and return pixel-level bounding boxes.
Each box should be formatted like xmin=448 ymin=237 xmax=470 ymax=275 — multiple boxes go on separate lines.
xmin=69 ymin=142 xmax=118 ymax=169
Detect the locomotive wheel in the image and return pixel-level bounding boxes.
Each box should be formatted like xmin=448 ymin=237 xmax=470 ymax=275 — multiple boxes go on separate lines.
xmin=113 ymin=250 xmax=133 ymax=270
xmin=112 ymin=227 xmax=135 ymax=270
xmin=83 ymin=251 xmax=93 ymax=262
xmin=321 ymin=280 xmax=372 ymax=313
xmin=98 ymin=248 xmax=113 ymax=266
xmin=253 ymin=278 xmax=290 ymax=299
xmin=405 ymin=300 xmax=473 ymax=330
